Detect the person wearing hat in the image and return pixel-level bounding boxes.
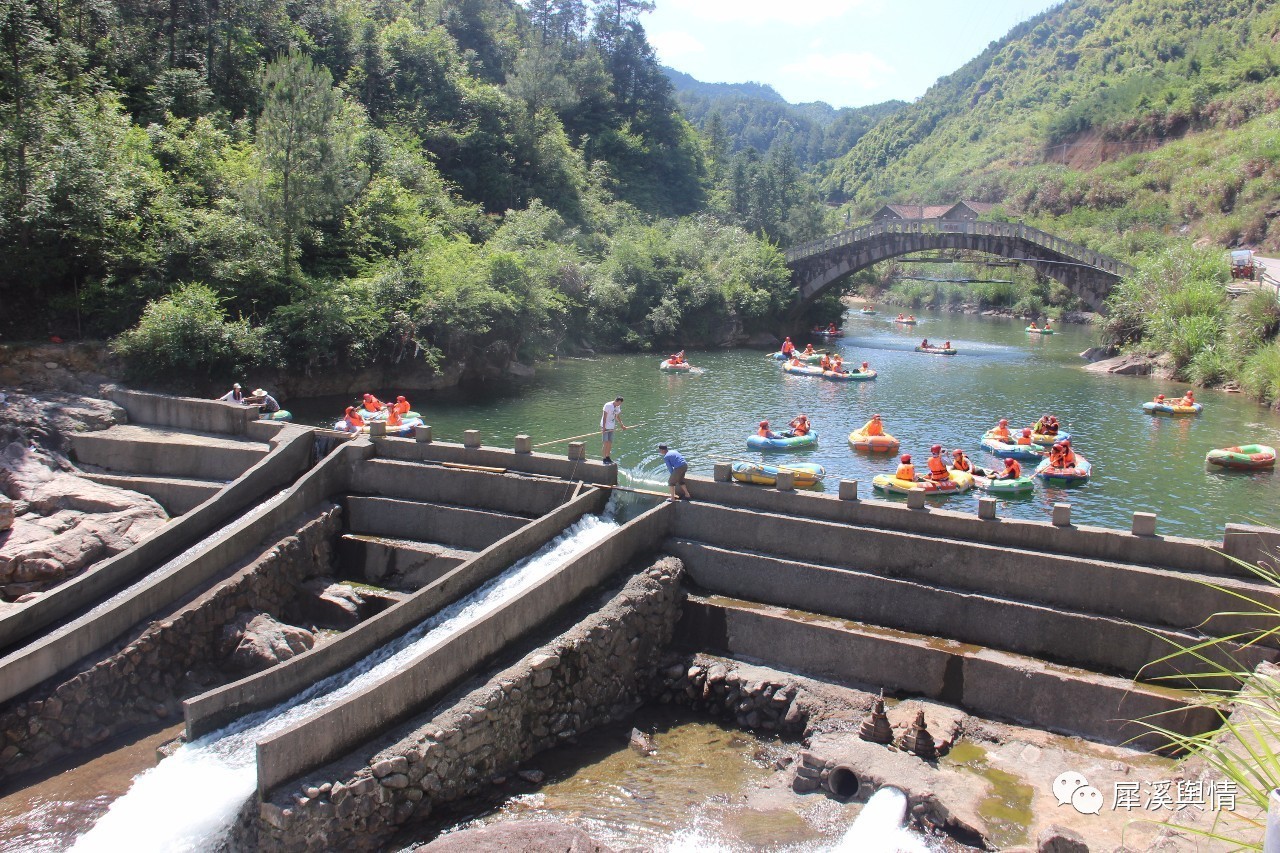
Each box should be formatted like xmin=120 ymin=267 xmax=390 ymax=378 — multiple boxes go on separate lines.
xmin=757 ymin=420 xmax=780 ymax=439
xmin=925 ymin=445 xmax=951 ymax=483
xmin=895 ymin=454 xmax=915 ymax=481
xmin=859 ymin=413 xmax=885 ymax=437
xmin=989 ymin=418 xmax=1011 ymax=442
xmin=244 ymin=388 xmax=280 ymax=416
xmin=949 ymin=448 xmax=973 ymax=474
xmin=217 ymin=383 xmax=243 ymax=403
xmin=788 ymin=414 xmax=811 ymax=436
xmin=600 ymin=396 xmax=627 ymax=465
xmin=657 ymin=443 xmax=691 ymax=501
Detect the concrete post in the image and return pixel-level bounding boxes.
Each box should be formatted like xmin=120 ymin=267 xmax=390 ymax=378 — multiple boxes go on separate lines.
xmin=1052 ymin=503 xmax=1072 ymax=527
xmin=1223 ymin=523 xmax=1280 ymax=567
xmin=839 ymin=479 xmax=859 ymax=501
xmin=567 ymin=442 xmax=585 ymax=461
xmin=463 ymin=430 xmax=482 ymax=449
xmin=1132 ymin=512 xmax=1157 ymax=537
xmin=514 ymin=435 xmax=532 ymax=454
xmin=1264 ymin=789 xmax=1280 ymax=853
xmin=414 ymin=424 xmax=433 ymax=443
xmin=977 ymin=497 xmax=997 ymax=521
xmin=906 ymin=490 xmax=926 ymax=510
xmin=775 ymin=470 xmax=795 ymax=492
xmin=713 ymin=462 xmax=731 ymax=482
xmin=368 ymin=422 xmax=387 ymax=438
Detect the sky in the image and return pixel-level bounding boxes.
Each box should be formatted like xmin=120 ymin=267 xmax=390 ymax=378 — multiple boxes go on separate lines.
xmin=643 ymin=0 xmax=1063 ymax=109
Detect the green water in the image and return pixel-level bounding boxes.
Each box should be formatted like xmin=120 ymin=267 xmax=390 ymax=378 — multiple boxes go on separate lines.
xmin=293 ymin=309 xmax=1280 ymax=539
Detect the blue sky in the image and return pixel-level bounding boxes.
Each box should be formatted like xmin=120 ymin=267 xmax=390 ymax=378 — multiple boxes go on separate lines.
xmin=643 ymin=0 xmax=1063 ymax=108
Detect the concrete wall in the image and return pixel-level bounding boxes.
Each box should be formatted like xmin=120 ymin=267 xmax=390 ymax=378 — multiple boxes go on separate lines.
xmin=668 ymin=541 xmax=1268 ymax=688
xmin=0 ymin=508 xmax=340 ymax=785
xmin=79 ymin=473 xmax=223 ymax=516
xmin=347 ymin=459 xmax=575 ymax=518
xmin=0 ymin=427 xmax=319 ymax=662
xmin=252 ymin=557 xmax=684 ymax=852
xmin=669 ymin=502 xmax=1280 ymax=640
xmin=344 ymin=497 xmax=525 ymax=550
xmin=110 ymin=387 xmax=260 ymax=435
xmin=253 ymin=499 xmax=673 ymax=796
xmin=336 ymin=536 xmax=468 ymax=589
xmin=0 ymin=436 xmax=367 ymax=706
xmin=683 ymin=475 xmax=1243 ymax=578
xmin=71 ymin=429 xmax=268 ymax=480
xmin=184 ymin=488 xmax=610 ymax=740
xmin=678 ymin=597 xmax=1219 ymax=749
xmin=375 ymin=438 xmax=617 ymax=486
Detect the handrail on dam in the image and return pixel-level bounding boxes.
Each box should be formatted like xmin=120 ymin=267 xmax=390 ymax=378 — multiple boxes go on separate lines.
xmin=783 ymin=219 xmax=1135 ymax=277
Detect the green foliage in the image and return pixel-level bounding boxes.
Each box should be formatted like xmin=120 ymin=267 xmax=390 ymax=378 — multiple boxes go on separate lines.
xmin=112 ymin=283 xmax=275 ymax=381
xmin=1242 ymin=342 xmax=1280 ymax=405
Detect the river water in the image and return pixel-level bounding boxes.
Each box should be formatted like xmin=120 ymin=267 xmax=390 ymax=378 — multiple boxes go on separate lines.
xmin=293 ymin=309 xmax=1280 ymax=539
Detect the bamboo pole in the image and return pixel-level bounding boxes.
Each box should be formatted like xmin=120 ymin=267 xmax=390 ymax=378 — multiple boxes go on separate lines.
xmin=440 ymin=462 xmax=508 ymax=474
xmin=532 ymin=423 xmax=646 ymax=449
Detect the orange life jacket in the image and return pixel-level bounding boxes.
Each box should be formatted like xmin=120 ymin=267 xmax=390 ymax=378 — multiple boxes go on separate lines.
xmin=1061 ymin=449 xmax=1077 ymax=467
xmin=363 ymin=397 xmax=383 ymax=412
xmin=819 ymin=356 xmax=831 ymax=370
xmin=863 ymin=420 xmax=883 ymax=436
xmin=758 ymin=427 xmax=772 ymax=437
xmin=1017 ymin=435 xmax=1032 ymax=445
xmin=952 ymin=455 xmax=972 ymax=472
xmin=345 ymin=412 xmax=364 ymax=429
xmin=387 ymin=409 xmax=403 ymax=427
xmin=781 ymin=341 xmax=794 ymax=355
xmin=1049 ymin=449 xmax=1066 ymax=468
xmin=927 ymin=456 xmax=949 ymax=480
xmin=393 ymin=400 xmax=410 ymax=416
xmin=895 ymin=464 xmax=915 ymax=480
xmin=992 ymin=426 xmax=1010 ymax=441
xmin=1004 ymin=459 xmax=1022 ymax=478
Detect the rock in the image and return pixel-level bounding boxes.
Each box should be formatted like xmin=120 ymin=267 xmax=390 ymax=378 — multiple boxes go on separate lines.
xmin=303 ymin=580 xmax=364 ymax=629
xmin=507 ymin=361 xmax=536 ymax=379
xmin=517 ymin=769 xmax=545 ymax=784
xmin=0 ymin=498 xmax=11 ymax=531
xmin=420 ymin=820 xmax=621 ymax=852
xmin=219 ymin=612 xmax=316 ymax=672
xmin=1037 ymin=824 xmax=1089 ymax=853
xmin=745 ymin=331 xmax=780 ymax=349
xmin=1082 ymin=353 xmax=1154 ymax=376
xmin=0 ymin=389 xmax=125 ymax=453
xmin=628 ymin=728 xmax=656 ymax=755
xmin=1079 ymin=345 xmax=1118 ymax=362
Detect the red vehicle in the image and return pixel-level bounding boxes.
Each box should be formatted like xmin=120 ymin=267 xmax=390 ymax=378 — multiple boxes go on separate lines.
xmin=1230 ymin=249 xmax=1256 ymax=280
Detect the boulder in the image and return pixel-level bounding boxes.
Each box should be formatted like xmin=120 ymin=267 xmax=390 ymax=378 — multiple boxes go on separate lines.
xmin=1037 ymin=824 xmax=1089 ymax=853
xmin=220 ymin=612 xmax=316 ymax=672
xmin=745 ymin=331 xmax=780 ymax=349
xmin=1082 ymin=353 xmax=1155 ymax=376
xmin=420 ymin=820 xmax=620 ymax=853
xmin=303 ymin=580 xmax=365 ymax=629
xmin=0 ymin=389 xmax=125 ymax=453
xmin=1078 ymin=346 xmax=1117 ymax=362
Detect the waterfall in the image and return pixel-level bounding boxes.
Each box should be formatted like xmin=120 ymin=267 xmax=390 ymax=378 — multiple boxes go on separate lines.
xmin=73 ymin=512 xmax=620 ymax=853
xmin=832 ymin=786 xmax=930 ymax=853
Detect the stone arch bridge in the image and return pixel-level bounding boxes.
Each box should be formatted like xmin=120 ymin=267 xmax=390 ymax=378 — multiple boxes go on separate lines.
xmin=785 ymin=219 xmax=1134 ymax=312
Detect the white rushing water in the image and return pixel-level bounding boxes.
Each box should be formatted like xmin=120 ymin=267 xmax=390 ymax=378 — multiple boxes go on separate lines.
xmin=73 ymin=512 xmax=621 ymax=853
xmin=832 ymin=786 xmax=930 ymax=853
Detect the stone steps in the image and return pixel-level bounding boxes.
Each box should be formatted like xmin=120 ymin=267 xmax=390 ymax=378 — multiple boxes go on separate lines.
xmin=337 ymin=533 xmax=473 ymax=590
xmin=346 ymin=459 xmax=575 ymax=519
xmin=70 ymin=424 xmax=269 ymax=481
xmin=677 ymin=593 xmax=1218 ymax=749
xmin=670 ymin=502 xmax=1280 ymax=641
xmin=344 ymin=496 xmax=526 ymax=551
xmin=667 ymin=540 xmax=1269 ymax=690
xmin=78 ymin=472 xmax=224 ymax=516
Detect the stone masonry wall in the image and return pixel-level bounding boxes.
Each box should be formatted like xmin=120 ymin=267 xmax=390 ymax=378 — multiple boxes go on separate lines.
xmin=654 ymin=651 xmax=816 ymax=737
xmin=0 ymin=504 xmax=340 ymax=784
xmin=254 ymin=556 xmax=685 ymax=853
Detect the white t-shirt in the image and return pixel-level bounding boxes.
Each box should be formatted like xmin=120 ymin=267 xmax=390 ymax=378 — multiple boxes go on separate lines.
xmin=601 ymin=402 xmax=621 ymax=430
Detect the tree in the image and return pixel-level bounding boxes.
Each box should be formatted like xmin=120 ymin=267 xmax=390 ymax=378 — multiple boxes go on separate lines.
xmin=252 ymin=50 xmax=343 ymax=282
xmin=0 ymin=0 xmax=55 ymax=253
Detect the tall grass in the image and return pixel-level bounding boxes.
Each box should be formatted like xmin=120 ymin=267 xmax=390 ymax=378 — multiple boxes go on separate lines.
xmin=1242 ymin=342 xmax=1280 ymax=404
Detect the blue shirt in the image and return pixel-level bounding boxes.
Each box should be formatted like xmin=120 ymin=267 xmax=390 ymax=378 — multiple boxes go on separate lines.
xmin=662 ymin=449 xmax=686 ymax=471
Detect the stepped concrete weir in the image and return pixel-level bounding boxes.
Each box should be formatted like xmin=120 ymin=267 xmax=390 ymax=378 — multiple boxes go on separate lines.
xmin=6 ymin=392 xmax=1280 ymax=848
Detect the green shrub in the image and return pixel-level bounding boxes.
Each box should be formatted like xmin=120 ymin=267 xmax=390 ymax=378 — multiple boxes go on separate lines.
xmin=111 ymin=283 xmax=276 ymax=382
xmin=1185 ymin=345 xmax=1234 ymax=387
xmin=1241 ymin=341 xmax=1280 ymax=404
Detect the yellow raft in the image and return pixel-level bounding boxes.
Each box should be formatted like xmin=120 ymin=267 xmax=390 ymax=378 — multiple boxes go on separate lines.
xmin=872 ymin=470 xmax=975 ymax=496
xmin=731 ymin=462 xmax=825 ymax=489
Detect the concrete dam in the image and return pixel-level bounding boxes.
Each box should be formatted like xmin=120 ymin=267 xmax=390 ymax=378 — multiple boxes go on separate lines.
xmin=3 ymin=391 xmax=1277 ymax=849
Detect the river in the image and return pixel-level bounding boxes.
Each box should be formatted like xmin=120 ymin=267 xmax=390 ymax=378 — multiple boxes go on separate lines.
xmin=291 ymin=309 xmax=1280 ymax=540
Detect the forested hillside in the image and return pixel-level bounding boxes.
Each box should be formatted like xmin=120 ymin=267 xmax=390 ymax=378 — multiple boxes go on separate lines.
xmin=0 ymin=0 xmax=825 ymax=383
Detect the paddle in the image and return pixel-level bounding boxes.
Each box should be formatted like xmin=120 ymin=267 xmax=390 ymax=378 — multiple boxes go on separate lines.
xmin=533 ymin=423 xmax=647 ymax=449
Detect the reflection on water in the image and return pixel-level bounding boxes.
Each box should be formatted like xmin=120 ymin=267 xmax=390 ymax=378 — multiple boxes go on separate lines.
xmin=291 ymin=310 xmax=1280 ymax=538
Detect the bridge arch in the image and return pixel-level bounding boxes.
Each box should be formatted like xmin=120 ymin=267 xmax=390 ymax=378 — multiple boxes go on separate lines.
xmin=785 ymin=220 xmax=1134 ymax=312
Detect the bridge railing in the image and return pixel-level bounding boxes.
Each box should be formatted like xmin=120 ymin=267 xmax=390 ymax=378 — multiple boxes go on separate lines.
xmin=784 ymin=219 xmax=1134 ymax=277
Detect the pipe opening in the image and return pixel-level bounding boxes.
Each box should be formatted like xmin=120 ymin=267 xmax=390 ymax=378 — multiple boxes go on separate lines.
xmin=827 ymin=765 xmax=860 ymax=800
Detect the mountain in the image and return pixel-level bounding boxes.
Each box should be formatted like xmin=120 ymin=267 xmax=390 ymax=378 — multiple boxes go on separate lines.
xmin=819 ymin=0 xmax=1280 ymax=251
xmin=663 ymin=66 xmax=905 ymax=167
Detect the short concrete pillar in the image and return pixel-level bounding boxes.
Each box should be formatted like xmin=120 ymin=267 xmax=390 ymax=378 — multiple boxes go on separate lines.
xmin=775 ymin=470 xmax=795 ymax=492
xmin=514 ymin=434 xmax=532 ymax=454
xmin=1052 ymin=502 xmax=1072 ymax=527
xmin=414 ymin=424 xmax=433 ymax=443
xmin=1132 ymin=511 xmax=1157 ymax=537
xmin=906 ymin=489 xmax=926 ymax=510
xmin=713 ymin=462 xmax=731 ymax=482
xmin=463 ymin=429 xmax=482 ymax=449
xmin=977 ymin=497 xmax=997 ymax=521
xmin=368 ymin=422 xmax=387 ymax=437
xmin=567 ymin=441 xmax=585 ymax=461
xmin=839 ymin=479 xmax=859 ymax=501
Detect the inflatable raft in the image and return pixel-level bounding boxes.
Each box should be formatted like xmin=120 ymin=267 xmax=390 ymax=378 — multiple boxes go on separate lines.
xmin=782 ymin=362 xmax=825 ymax=377
xmin=859 ymin=308 xmax=877 ymax=315
xmin=1143 ymin=401 xmax=1202 ymax=416
xmin=746 ymin=431 xmax=818 ymax=451
xmin=262 ymin=409 xmax=293 ymax=422
xmin=980 ymin=436 xmax=1045 ymax=460
xmin=1206 ymin=444 xmax=1276 ymax=471
xmin=894 ymin=318 xmax=918 ymax=325
xmin=872 ymin=470 xmax=974 ymax=496
xmin=1025 ymin=327 xmax=1054 ymax=334
xmin=1034 ymin=455 xmax=1092 ymax=486
xmin=332 ymin=416 xmax=424 ymax=437
xmin=363 ymin=408 xmax=421 ymax=422
xmin=813 ymin=328 xmax=844 ymax=338
xmin=914 ymin=345 xmax=957 ymax=356
xmin=1028 ymin=430 xmax=1069 ymax=446
xmin=975 ymin=473 xmax=1035 ymax=494
xmin=848 ymin=429 xmax=900 ymax=453
xmin=770 ymin=351 xmax=824 ymax=364
xmin=659 ymin=360 xmax=693 ymax=372
xmin=822 ymin=368 xmax=877 ymax=382
xmin=731 ymin=461 xmax=825 ymax=489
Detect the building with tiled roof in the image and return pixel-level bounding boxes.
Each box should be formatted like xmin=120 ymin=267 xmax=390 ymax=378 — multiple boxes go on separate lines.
xmin=870 ymin=201 xmax=997 ymax=222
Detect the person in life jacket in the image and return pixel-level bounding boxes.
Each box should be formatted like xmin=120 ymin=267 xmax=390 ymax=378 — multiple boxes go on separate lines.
xmin=362 ymin=393 xmax=385 ymax=413
xmin=921 ymin=338 xmax=930 ymax=349
xmin=1179 ymin=389 xmax=1196 ymax=407
xmin=1048 ymin=442 xmax=1067 ymax=469
xmin=1153 ymin=393 xmax=1167 ymax=404
xmin=758 ymin=420 xmax=780 ymax=439
xmin=943 ymin=341 xmax=951 ymax=350
xmin=991 ymin=418 xmax=1011 ymax=441
xmin=387 ymin=406 xmax=403 ymax=428
xmin=926 ymin=445 xmax=951 ymax=482
xmin=861 ymin=414 xmax=885 ymax=436
xmin=895 ymin=454 xmax=915 ymax=481
xmin=788 ymin=354 xmax=803 ymax=367
xmin=789 ymin=414 xmax=811 ymax=436
xmin=1045 ymin=319 xmax=1053 ymax=330
xmin=802 ymin=343 xmax=815 ymax=356
xmin=392 ymin=396 xmax=411 ymax=417
xmin=860 ymin=361 xmax=870 ymax=372
xmin=896 ymin=314 xmax=906 ymax=321
xmin=781 ymin=337 xmax=795 ymax=356
xmin=343 ymin=406 xmax=365 ymax=432
xmin=819 ymin=354 xmax=832 ymax=371
xmin=830 ymin=355 xmax=845 ymax=373
xmin=908 ymin=315 xmax=916 ymax=322
xmin=1058 ymin=439 xmax=1078 ymax=467
xmin=950 ymin=448 xmax=973 ymax=473
xmin=1017 ymin=428 xmax=1033 ymax=446
xmin=997 ymin=457 xmax=1022 ymax=480
xmin=1028 ymin=321 xmax=1039 ymax=331
xmin=826 ymin=323 xmax=837 ymax=334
